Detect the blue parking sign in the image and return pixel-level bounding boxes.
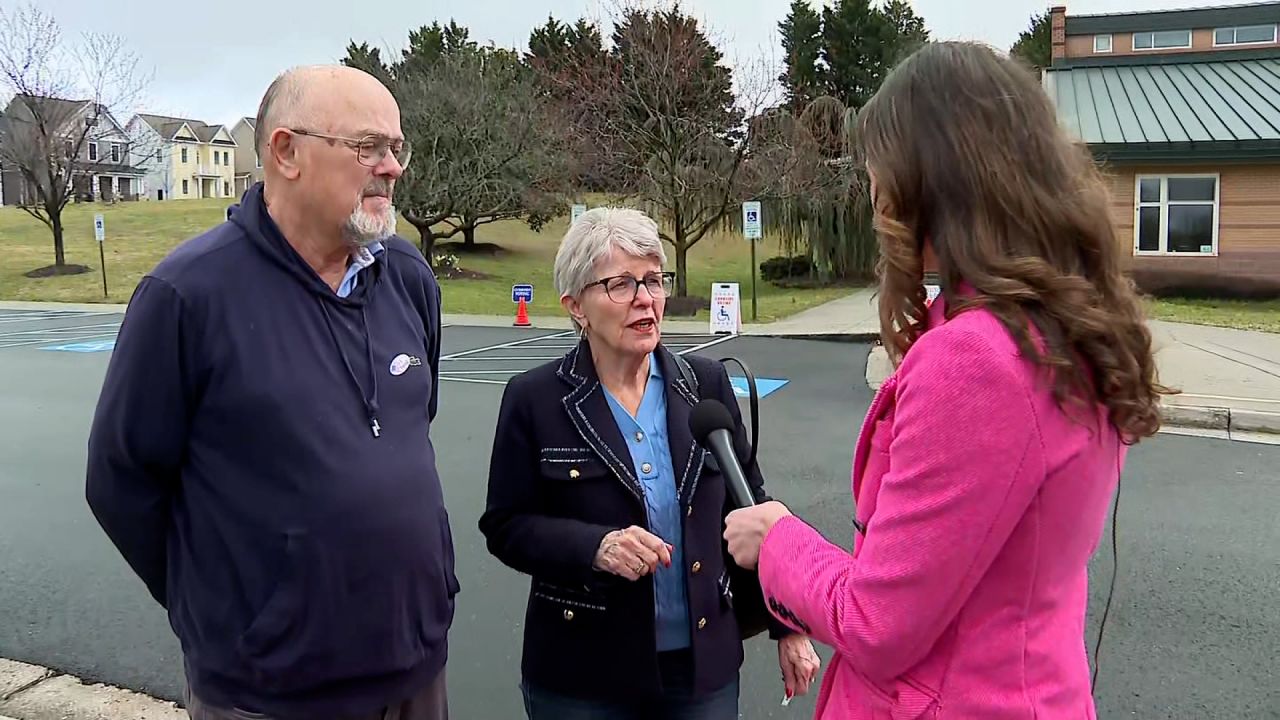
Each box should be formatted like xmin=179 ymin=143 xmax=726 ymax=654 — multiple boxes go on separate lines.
xmin=512 ymin=284 xmax=534 ymax=303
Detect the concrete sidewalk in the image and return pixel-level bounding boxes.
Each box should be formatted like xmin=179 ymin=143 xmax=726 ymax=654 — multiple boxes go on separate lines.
xmin=434 ymin=287 xmax=881 ymax=338
xmin=865 ymin=306 xmax=1280 ymax=441
xmin=0 ymin=659 xmax=183 ymax=720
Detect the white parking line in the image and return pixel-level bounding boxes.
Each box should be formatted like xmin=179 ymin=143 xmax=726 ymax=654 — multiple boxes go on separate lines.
xmin=0 ymin=311 xmax=115 ymax=325
xmin=0 ymin=321 xmax=122 ymax=338
xmin=439 ymin=376 xmax=511 ymax=386
xmin=0 ymin=332 xmax=119 ymax=350
xmin=438 ymin=370 xmax=527 ymax=375
xmin=443 ymin=356 xmax=570 ymax=362
xmin=678 ymin=334 xmax=737 ymax=355
xmin=441 ymin=330 xmax=576 ymax=361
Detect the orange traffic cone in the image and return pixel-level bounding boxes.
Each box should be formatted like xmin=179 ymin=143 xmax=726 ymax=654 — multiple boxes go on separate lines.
xmin=513 ymin=297 xmax=532 ymax=327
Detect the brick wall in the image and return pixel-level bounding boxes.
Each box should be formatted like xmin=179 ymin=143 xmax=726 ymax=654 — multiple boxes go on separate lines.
xmin=1065 ymin=28 xmax=1276 ymax=59
xmin=1100 ymin=163 xmax=1280 ymax=292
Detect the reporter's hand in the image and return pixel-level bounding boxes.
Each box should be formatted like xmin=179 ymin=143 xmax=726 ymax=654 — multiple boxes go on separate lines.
xmin=724 ymin=501 xmax=793 ymax=570
xmin=593 ymin=526 xmax=673 ymax=581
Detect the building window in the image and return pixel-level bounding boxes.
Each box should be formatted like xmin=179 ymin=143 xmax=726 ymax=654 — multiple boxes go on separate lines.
xmin=154 ymin=149 xmax=161 ymax=161
xmin=1094 ymin=34 xmax=1113 ymax=53
xmin=181 ymin=147 xmax=188 ymax=163
xmin=1214 ymin=24 xmax=1277 ymax=46
xmin=1135 ymin=175 xmax=1219 ymax=256
xmin=111 ymin=143 xmax=120 ymax=162
xmin=1133 ymin=29 xmax=1192 ymax=50
xmin=224 ymin=151 xmax=230 ymax=165
xmin=224 ymin=181 xmax=231 ymax=195
xmin=182 ymin=179 xmax=189 ymax=195
xmin=255 ymin=151 xmax=261 ymax=169
xmin=88 ymin=142 xmax=98 ymax=161
xmin=214 ymin=152 xmax=220 ymax=166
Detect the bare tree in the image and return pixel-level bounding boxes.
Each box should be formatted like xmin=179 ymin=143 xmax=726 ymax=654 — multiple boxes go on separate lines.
xmin=0 ymin=4 xmax=152 ymax=273
xmin=344 ymin=25 xmax=572 ymax=262
xmin=395 ymin=50 xmax=571 ymax=257
xmin=541 ymin=5 xmax=813 ymax=298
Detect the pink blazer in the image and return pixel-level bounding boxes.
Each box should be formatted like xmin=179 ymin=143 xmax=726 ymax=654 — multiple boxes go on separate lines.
xmin=759 ymin=296 xmax=1125 ymax=719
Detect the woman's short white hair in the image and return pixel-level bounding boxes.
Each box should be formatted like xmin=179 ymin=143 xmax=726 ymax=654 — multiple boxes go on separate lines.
xmin=554 ymin=207 xmax=667 ymax=302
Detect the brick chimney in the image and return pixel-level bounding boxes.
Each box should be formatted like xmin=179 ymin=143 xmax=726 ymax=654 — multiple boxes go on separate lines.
xmin=1050 ymin=6 xmax=1067 ymax=64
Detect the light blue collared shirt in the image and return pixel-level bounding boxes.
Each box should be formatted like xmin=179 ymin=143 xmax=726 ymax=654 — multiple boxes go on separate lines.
xmin=336 ymin=241 xmax=385 ymax=298
xmin=601 ymin=353 xmax=690 ymax=652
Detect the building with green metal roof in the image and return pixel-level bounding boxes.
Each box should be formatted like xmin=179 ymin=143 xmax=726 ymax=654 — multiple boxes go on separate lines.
xmin=1044 ymin=2 xmax=1280 ymax=295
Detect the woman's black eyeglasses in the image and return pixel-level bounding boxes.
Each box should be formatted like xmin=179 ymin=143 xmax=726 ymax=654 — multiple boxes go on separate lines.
xmin=585 ymin=272 xmax=676 ymax=304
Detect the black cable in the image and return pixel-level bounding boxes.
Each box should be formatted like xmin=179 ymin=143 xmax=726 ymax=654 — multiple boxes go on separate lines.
xmin=1091 ymin=460 xmax=1122 ymax=693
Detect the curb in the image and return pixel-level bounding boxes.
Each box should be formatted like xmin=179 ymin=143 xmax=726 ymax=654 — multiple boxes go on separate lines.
xmin=1162 ymin=405 xmax=1280 ymax=436
xmin=0 ymin=659 xmax=183 ymax=720
xmin=745 ymin=331 xmax=879 ymax=343
xmin=862 ymin=347 xmax=1280 ymax=438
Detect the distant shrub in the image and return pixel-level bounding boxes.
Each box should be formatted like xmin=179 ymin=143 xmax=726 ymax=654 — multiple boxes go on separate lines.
xmin=1130 ymin=269 xmax=1280 ymax=301
xmin=760 ymin=255 xmax=813 ymax=282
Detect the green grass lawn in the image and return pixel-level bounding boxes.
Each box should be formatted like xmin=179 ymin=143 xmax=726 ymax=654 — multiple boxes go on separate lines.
xmin=0 ymin=199 xmax=851 ymax=321
xmin=1148 ymin=297 xmax=1280 ymax=334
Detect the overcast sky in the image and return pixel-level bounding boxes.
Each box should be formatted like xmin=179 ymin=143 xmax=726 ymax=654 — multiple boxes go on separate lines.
xmin=44 ymin=0 xmax=1268 ymax=127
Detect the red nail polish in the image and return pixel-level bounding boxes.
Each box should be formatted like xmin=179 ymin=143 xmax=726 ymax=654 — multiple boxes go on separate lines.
xmin=785 ymin=689 xmax=794 ymax=699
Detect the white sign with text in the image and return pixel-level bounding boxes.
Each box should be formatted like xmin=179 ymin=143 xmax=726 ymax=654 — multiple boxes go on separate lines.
xmin=710 ymin=282 xmax=742 ymax=334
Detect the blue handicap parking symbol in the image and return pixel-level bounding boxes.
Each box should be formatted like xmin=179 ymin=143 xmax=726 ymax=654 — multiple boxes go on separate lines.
xmin=41 ymin=339 xmax=116 ymax=353
xmin=729 ymin=376 xmax=788 ymax=398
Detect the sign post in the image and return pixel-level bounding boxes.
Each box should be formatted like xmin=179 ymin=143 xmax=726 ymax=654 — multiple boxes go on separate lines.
xmin=571 ymin=204 xmax=587 ymax=224
xmin=94 ymin=213 xmax=107 ymax=298
xmin=709 ymin=282 xmax=741 ymax=335
xmin=742 ymin=201 xmax=762 ymax=321
xmin=511 ymin=283 xmax=534 ymax=327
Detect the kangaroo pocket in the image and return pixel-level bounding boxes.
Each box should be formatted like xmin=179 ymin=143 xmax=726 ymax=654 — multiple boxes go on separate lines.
xmin=234 ymin=512 xmax=453 ymax=693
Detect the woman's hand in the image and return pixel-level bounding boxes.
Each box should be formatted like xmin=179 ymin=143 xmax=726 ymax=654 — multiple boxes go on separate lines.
xmin=724 ymin=501 xmax=793 ymax=570
xmin=777 ymin=634 xmax=821 ymax=700
xmin=593 ymin=526 xmax=673 ymax=581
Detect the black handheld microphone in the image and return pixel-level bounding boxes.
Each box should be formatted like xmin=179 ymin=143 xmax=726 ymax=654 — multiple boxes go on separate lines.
xmin=689 ymin=399 xmax=757 ymax=508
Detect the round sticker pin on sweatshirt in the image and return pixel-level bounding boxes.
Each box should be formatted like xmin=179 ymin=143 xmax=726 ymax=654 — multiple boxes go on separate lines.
xmin=389 ymin=353 xmax=412 ymax=376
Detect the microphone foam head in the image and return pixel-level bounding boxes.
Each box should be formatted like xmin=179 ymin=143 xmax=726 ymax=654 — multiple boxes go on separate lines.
xmin=689 ymin=399 xmax=735 ymax=443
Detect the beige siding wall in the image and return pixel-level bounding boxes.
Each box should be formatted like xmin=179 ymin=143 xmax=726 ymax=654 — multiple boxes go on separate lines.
xmin=1100 ymin=163 xmax=1280 ymax=287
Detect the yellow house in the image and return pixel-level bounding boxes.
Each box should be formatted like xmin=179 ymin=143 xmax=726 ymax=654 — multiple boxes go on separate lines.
xmin=126 ymin=114 xmax=237 ymax=200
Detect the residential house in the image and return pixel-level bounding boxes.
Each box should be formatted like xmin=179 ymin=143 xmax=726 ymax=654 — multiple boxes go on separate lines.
xmin=1044 ymin=2 xmax=1280 ymax=293
xmin=0 ymin=95 xmax=147 ymax=206
xmin=229 ymin=116 xmax=262 ymax=198
xmin=127 ymin=114 xmax=237 ymax=201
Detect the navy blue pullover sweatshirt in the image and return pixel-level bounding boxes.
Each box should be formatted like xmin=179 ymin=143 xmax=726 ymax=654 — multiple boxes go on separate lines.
xmin=85 ymin=183 xmax=456 ymax=718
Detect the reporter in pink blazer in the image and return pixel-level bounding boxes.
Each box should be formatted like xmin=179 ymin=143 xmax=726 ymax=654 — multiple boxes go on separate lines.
xmin=724 ymin=42 xmax=1170 ymax=719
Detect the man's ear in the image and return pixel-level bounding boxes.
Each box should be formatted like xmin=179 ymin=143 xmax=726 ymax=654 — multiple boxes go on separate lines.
xmin=269 ymin=129 xmax=302 ymax=180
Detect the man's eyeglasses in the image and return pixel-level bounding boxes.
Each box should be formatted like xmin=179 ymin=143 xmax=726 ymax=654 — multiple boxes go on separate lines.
xmin=585 ymin=272 xmax=675 ymax=304
xmin=289 ymin=128 xmax=413 ymax=168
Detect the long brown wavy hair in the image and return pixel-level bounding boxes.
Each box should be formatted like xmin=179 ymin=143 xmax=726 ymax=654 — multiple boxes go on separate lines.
xmin=857 ymin=42 xmax=1171 ymax=442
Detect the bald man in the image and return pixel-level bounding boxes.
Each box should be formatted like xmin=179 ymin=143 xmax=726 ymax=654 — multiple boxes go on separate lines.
xmin=86 ymin=66 xmax=454 ymax=720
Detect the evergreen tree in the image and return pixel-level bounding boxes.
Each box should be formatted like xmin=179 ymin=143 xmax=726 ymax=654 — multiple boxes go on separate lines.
xmin=820 ymin=0 xmax=890 ymax=111
xmin=881 ymin=0 xmax=929 ymax=65
xmin=778 ymin=0 xmax=824 ymax=111
xmin=340 ymin=42 xmax=393 ymax=85
xmin=1011 ymin=10 xmax=1053 ymax=69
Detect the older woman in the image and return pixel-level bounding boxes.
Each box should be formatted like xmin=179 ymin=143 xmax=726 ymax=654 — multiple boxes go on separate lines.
xmin=480 ymin=207 xmax=820 ymax=719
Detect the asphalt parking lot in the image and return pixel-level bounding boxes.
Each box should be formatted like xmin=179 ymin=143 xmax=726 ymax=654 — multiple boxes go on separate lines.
xmin=0 ymin=311 xmax=1277 ymax=718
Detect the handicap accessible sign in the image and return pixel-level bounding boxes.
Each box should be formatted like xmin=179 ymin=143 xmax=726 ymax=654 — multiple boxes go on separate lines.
xmin=729 ymin=376 xmax=788 ymax=398
xmin=41 ymin=339 xmax=116 ymax=353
